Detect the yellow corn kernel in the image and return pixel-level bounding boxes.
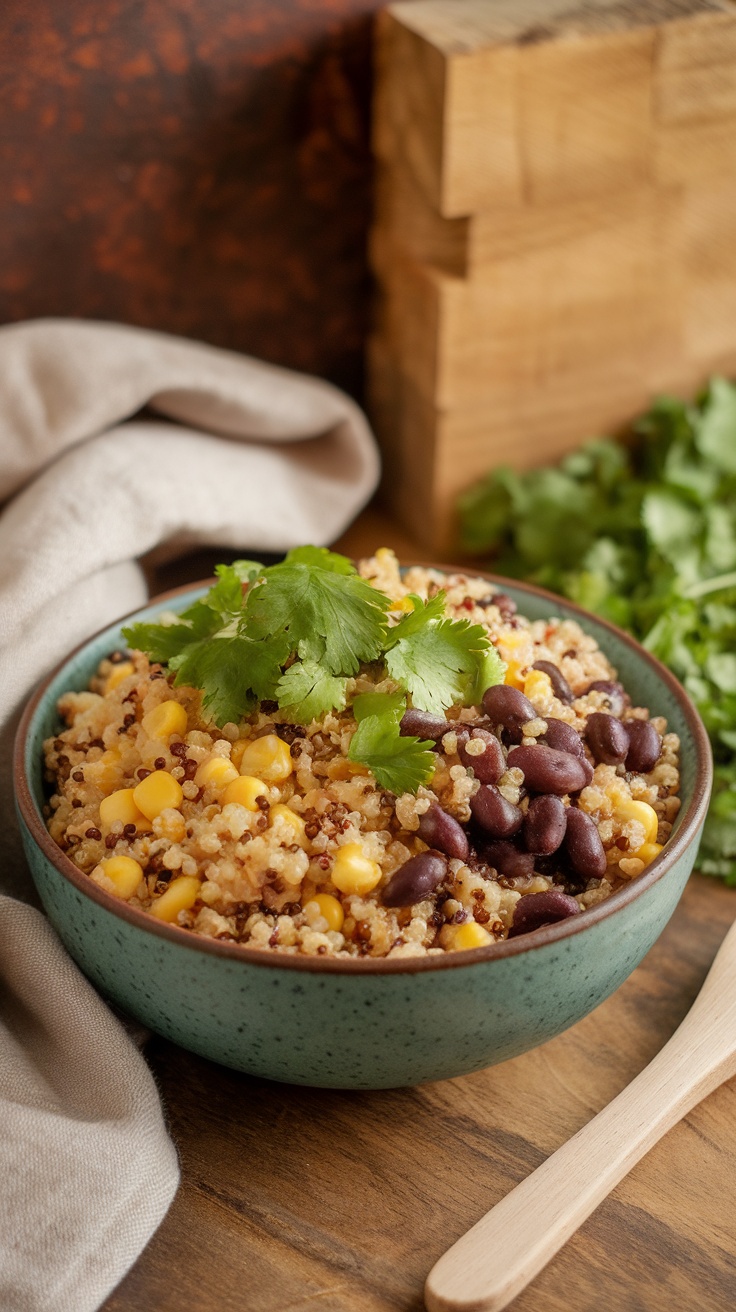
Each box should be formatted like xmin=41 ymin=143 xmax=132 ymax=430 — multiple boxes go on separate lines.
xmin=304 ymin=893 xmax=344 ymax=932
xmin=222 ymin=774 xmax=268 ymax=811
xmin=615 ymin=799 xmax=659 ymax=843
xmin=150 ymin=875 xmax=201 ymax=922
xmin=504 ymin=660 xmax=527 ymax=690
xmin=99 ymin=788 xmax=147 ymax=833
xmin=133 ymin=770 xmax=184 ymax=821
xmin=630 ymin=841 xmax=663 ymax=867
xmin=194 ymin=756 xmax=239 ymax=790
xmin=375 ymin=547 xmax=395 ymax=562
xmin=269 ymin=803 xmax=308 ymax=847
xmin=141 ymin=699 xmax=188 ymax=741
xmin=237 ymin=734 xmax=293 ymax=783
xmin=331 ymin=842 xmax=382 ymax=896
xmin=451 ymin=921 xmax=493 ymax=951
xmin=523 ymin=669 xmax=552 ymax=703
xmin=104 ymin=661 xmax=135 ymax=694
xmin=97 ymin=855 xmax=144 ymax=899
xmin=389 ymin=595 xmax=415 ymax=613
xmin=230 ymin=739 xmax=248 ymax=770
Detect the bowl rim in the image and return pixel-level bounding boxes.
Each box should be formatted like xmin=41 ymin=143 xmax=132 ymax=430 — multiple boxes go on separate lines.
xmin=14 ymin=564 xmax=713 ymax=975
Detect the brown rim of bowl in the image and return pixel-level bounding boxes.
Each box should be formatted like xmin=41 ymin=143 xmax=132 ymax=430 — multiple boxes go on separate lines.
xmin=14 ymin=564 xmax=713 ymax=975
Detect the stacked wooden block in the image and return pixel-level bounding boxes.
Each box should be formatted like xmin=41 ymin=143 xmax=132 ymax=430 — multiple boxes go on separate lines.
xmin=369 ymin=0 xmax=736 ymax=551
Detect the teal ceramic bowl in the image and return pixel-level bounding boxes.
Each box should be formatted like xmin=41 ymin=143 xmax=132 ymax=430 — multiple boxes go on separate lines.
xmin=15 ymin=572 xmax=712 ymax=1089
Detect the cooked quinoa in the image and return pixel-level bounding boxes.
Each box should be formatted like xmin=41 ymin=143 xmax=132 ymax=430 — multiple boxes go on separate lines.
xmin=43 ymin=553 xmax=681 ymax=958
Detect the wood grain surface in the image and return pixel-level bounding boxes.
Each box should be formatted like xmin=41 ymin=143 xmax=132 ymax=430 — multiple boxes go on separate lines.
xmin=369 ymin=0 xmax=736 ymax=552
xmin=109 ymin=508 xmax=736 ymax=1312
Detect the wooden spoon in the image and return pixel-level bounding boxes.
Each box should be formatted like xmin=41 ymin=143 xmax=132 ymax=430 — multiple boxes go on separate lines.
xmin=425 ymin=917 xmax=736 ymax=1312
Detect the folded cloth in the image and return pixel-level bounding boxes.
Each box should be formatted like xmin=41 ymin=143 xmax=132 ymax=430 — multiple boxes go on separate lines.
xmin=0 ymin=319 xmax=380 ymax=1312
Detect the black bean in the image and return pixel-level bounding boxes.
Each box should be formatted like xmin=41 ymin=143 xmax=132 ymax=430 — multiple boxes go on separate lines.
xmin=532 ymin=660 xmax=574 ymax=704
xmin=417 ymin=803 xmax=469 ymax=860
xmin=399 ymin=709 xmax=452 ymax=743
xmin=383 ymin=851 xmax=447 ymax=907
xmin=585 ymin=712 xmax=629 ymax=765
xmin=584 ymin=679 xmax=628 ymax=717
xmin=459 ymin=728 xmax=505 ymax=785
xmin=540 ymin=720 xmax=594 ymax=785
xmin=508 ymin=890 xmax=581 ymax=937
xmin=482 ymin=685 xmax=536 ymax=742
xmin=507 ymin=744 xmax=590 ymax=795
xmin=477 ymin=840 xmax=535 ymax=881
xmin=470 ymin=785 xmax=523 ymax=838
xmin=523 ymin=795 xmax=568 ymax=855
xmin=563 ymin=808 xmax=607 ymax=879
xmin=625 ymin=719 xmax=662 ymax=774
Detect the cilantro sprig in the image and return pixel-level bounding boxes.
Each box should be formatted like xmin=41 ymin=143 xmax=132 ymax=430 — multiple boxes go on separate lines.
xmin=458 ymin=376 xmax=736 ymax=885
xmin=122 ymin=546 xmax=506 ymax=794
xmin=348 ymin=691 xmax=436 ymax=793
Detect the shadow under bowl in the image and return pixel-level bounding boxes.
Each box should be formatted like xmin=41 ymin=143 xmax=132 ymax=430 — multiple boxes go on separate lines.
xmin=14 ymin=571 xmax=712 ymax=1089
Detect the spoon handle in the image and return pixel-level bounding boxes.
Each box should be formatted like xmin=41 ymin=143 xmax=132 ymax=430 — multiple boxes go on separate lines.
xmin=425 ymin=918 xmax=736 ymax=1312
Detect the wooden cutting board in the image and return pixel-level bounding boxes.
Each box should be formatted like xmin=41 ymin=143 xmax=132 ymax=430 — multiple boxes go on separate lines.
xmin=102 ymin=509 xmax=736 ymax=1311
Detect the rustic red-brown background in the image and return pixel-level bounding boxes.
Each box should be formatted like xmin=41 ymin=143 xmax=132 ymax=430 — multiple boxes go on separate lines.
xmin=0 ymin=0 xmax=385 ymax=397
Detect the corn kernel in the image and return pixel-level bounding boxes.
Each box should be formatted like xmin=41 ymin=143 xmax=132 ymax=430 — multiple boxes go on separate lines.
xmin=133 ymin=770 xmax=184 ymax=820
xmin=331 ymin=842 xmax=382 ymax=896
xmin=629 ymin=841 xmax=663 ymax=867
xmin=389 ymin=595 xmax=415 ymax=613
xmin=222 ymin=775 xmax=267 ymax=810
xmin=269 ymin=803 xmax=308 ymax=847
xmin=194 ymin=756 xmax=239 ymax=790
xmin=104 ymin=661 xmax=135 ymax=694
xmin=615 ymin=799 xmax=659 ymax=843
xmin=451 ymin=921 xmax=493 ymax=950
xmin=375 ymin=547 xmax=395 ymax=562
xmin=523 ymin=669 xmax=552 ymax=703
xmin=504 ymin=660 xmax=527 ymax=690
xmin=97 ymin=855 xmax=144 ymax=899
xmin=99 ymin=787 xmax=147 ymax=833
xmin=141 ymin=699 xmax=188 ymax=741
xmin=150 ymin=875 xmax=201 ymax=922
xmin=230 ymin=739 xmax=248 ymax=770
xmin=304 ymin=893 xmax=344 ymax=932
xmin=237 ymin=734 xmax=293 ymax=783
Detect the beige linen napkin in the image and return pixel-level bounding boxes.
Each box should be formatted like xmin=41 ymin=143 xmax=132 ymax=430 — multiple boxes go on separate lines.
xmin=0 ymin=319 xmax=380 ymax=1311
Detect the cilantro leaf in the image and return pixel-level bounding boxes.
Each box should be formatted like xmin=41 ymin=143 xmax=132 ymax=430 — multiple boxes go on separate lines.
xmin=282 ymin=545 xmax=355 ymax=574
xmin=384 ymin=593 xmax=497 ymax=714
xmin=276 ymin=660 xmax=348 ymax=724
xmin=695 ymin=377 xmax=736 ymax=474
xmin=348 ymin=692 xmax=435 ymax=793
xmin=171 ymin=636 xmax=256 ymax=727
xmin=352 ymin=690 xmax=407 ymax=722
xmin=122 ymin=596 xmax=224 ymax=664
xmin=245 ymin=556 xmax=389 ymax=675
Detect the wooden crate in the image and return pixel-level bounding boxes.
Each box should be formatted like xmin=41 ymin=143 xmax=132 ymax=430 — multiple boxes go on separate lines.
xmin=369 ymin=0 xmax=736 ymax=551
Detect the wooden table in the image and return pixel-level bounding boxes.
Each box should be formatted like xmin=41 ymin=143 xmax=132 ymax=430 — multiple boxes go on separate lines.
xmin=106 ymin=508 xmax=736 ymax=1312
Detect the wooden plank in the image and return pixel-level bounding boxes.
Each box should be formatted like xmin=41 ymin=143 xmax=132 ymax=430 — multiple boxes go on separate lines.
xmin=366 ymin=334 xmax=716 ymax=554
xmin=374 ymin=157 xmax=678 ymax=278
xmin=377 ymin=0 xmax=731 ymax=218
xmin=372 ymin=211 xmax=682 ymax=411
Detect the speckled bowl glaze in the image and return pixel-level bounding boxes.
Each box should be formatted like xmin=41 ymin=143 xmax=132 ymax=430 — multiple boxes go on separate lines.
xmin=15 ymin=571 xmax=712 ymax=1089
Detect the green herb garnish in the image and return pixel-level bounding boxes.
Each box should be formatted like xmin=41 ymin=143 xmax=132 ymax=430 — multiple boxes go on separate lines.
xmin=347 ymin=691 xmax=436 ymax=793
xmin=458 ymin=376 xmax=736 ymax=885
xmin=123 ymin=547 xmax=506 ymax=794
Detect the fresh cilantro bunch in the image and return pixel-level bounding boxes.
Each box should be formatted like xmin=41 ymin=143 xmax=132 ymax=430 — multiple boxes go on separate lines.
xmin=458 ymin=377 xmax=736 ymax=885
xmin=123 ymin=546 xmax=505 ymax=794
